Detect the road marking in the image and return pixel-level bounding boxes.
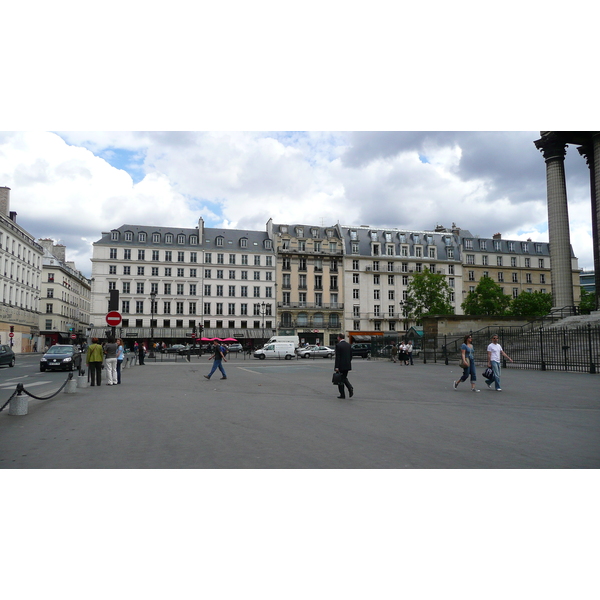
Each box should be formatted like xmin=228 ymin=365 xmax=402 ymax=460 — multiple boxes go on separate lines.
xmin=237 ymin=367 xmax=264 ymax=375
xmin=0 ymin=381 xmax=52 ymax=389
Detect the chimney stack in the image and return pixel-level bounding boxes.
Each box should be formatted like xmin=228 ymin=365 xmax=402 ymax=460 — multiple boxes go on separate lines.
xmin=0 ymin=186 xmax=10 ymax=217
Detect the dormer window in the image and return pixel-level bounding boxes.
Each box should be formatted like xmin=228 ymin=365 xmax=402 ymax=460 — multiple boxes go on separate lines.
xmin=264 ymin=240 xmax=272 ymax=250
xmin=165 ymin=234 xmax=173 ymax=244
xmin=385 ymin=232 xmax=392 ymax=243
xmin=216 ymin=236 xmax=224 ymax=246
xmin=280 ymin=225 xmax=288 ymax=234
xmin=464 ymin=239 xmax=472 ymax=249
xmin=479 ymin=240 xmax=487 ymax=250
xmin=190 ymin=235 xmax=198 ymax=245
xmin=370 ymin=231 xmax=378 ymax=242
xmin=111 ymin=231 xmax=119 ymax=241
xmin=311 ymin=228 xmax=319 ymax=238
xmin=296 ymin=227 xmax=303 ymax=237
xmin=350 ymin=230 xmax=358 ymax=241
xmin=413 ymin=234 xmax=420 ymax=244
xmin=521 ymin=242 xmax=529 ymax=252
xmin=152 ymin=233 xmax=160 ymax=243
xmin=178 ymin=234 xmax=185 ymax=244
xmin=240 ymin=238 xmax=248 ymax=248
xmin=399 ymin=233 xmax=406 ymax=243
xmin=139 ymin=232 xmax=147 ymax=242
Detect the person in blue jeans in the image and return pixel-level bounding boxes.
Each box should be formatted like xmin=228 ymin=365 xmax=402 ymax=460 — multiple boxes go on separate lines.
xmin=485 ymin=334 xmax=513 ymax=391
xmin=204 ymin=340 xmax=227 ymax=380
xmin=453 ymin=334 xmax=480 ymax=392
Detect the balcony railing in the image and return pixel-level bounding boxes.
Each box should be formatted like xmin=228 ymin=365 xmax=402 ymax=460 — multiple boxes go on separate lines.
xmin=277 ymin=302 xmax=344 ymax=310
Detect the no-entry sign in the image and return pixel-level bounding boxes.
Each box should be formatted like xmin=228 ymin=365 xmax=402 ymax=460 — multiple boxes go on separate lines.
xmin=105 ymin=311 xmax=122 ymax=326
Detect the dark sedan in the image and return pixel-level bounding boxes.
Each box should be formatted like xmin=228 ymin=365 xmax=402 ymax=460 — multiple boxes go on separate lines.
xmin=0 ymin=344 xmax=15 ymax=367
xmin=40 ymin=344 xmax=82 ymax=372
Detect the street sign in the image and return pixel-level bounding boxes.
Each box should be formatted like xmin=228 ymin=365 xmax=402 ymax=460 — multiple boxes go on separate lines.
xmin=9 ymin=332 xmax=14 ymax=338
xmin=71 ymin=334 xmax=77 ymax=339
xmin=105 ymin=311 xmax=122 ymax=326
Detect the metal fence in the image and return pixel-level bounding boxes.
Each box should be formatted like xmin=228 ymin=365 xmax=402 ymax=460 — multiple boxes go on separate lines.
xmin=424 ymin=324 xmax=600 ymax=374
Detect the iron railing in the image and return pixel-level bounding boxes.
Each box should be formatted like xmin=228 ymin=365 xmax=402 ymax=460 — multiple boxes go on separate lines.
xmin=429 ymin=323 xmax=600 ymax=374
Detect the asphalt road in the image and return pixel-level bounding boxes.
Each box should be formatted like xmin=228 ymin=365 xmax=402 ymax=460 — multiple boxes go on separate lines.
xmin=1 ymin=354 xmax=599 ymax=468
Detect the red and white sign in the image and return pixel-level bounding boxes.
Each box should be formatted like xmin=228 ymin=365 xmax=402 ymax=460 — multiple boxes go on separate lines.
xmin=105 ymin=311 xmax=122 ymax=326
xmin=8 ymin=332 xmax=14 ymax=338
xmin=71 ymin=334 xmax=77 ymax=339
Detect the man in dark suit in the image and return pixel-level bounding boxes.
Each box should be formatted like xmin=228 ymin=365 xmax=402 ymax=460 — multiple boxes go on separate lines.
xmin=334 ymin=333 xmax=354 ymax=399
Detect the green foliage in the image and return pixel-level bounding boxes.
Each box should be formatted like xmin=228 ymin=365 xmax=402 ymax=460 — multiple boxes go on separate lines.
xmin=462 ymin=276 xmax=511 ymax=316
xmin=403 ymin=268 xmax=454 ymax=321
xmin=579 ymin=288 xmax=597 ymax=314
xmin=507 ymin=290 xmax=553 ymax=317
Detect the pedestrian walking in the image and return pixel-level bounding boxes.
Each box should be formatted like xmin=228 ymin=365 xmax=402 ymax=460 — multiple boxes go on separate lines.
xmin=103 ymin=336 xmax=118 ymax=386
xmin=407 ymin=340 xmax=414 ymax=365
xmin=334 ymin=333 xmax=354 ymax=398
xmin=116 ymin=338 xmax=125 ymax=384
xmin=399 ymin=342 xmax=409 ymax=365
xmin=390 ymin=342 xmax=398 ymax=363
xmin=86 ymin=337 xmax=104 ymax=387
xmin=454 ymin=334 xmax=480 ymax=392
xmin=485 ymin=334 xmax=513 ymax=391
xmin=204 ymin=340 xmax=227 ymax=380
xmin=137 ymin=340 xmax=145 ymax=365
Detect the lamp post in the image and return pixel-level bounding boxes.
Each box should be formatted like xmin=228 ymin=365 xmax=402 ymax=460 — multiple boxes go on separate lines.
xmin=260 ymin=301 xmax=266 ymax=340
xmin=149 ymin=290 xmax=157 ymax=358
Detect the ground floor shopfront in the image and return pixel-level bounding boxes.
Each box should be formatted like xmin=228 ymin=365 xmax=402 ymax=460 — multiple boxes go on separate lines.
xmin=0 ymin=304 xmax=41 ymax=353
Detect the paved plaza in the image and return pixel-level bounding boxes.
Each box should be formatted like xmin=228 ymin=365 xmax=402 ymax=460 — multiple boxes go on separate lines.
xmin=0 ymin=355 xmax=598 ymax=468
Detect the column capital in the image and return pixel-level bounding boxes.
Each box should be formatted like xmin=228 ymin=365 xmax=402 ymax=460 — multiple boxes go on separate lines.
xmin=577 ymin=142 xmax=593 ymax=167
xmin=534 ymin=133 xmax=567 ymax=162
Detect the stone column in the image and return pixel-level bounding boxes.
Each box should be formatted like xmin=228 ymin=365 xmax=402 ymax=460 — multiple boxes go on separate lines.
xmin=534 ymin=133 xmax=575 ymax=309
xmin=578 ymin=135 xmax=600 ymax=310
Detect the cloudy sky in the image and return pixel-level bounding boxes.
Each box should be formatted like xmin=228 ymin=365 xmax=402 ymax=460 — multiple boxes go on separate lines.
xmin=0 ymin=130 xmax=595 ymax=276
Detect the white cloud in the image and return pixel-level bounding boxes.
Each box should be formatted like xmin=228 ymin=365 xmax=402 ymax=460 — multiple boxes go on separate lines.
xmin=0 ymin=131 xmax=595 ymax=278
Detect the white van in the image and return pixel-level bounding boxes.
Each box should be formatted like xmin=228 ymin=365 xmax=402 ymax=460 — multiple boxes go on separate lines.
xmin=254 ymin=342 xmax=296 ymax=360
xmin=266 ymin=335 xmax=300 ymax=348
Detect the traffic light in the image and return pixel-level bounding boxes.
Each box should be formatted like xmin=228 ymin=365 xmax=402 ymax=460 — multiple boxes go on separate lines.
xmin=10 ymin=326 xmax=14 ymax=333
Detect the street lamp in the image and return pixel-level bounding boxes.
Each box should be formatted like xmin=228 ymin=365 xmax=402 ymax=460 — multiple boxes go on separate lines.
xmin=149 ymin=290 xmax=157 ymax=358
xmin=260 ymin=302 xmax=267 ymax=335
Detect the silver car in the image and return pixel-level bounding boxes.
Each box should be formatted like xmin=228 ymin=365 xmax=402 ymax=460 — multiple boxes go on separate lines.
xmin=297 ymin=345 xmax=334 ymax=359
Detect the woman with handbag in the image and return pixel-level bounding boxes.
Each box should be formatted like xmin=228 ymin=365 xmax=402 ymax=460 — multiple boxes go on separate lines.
xmin=453 ymin=334 xmax=479 ymax=392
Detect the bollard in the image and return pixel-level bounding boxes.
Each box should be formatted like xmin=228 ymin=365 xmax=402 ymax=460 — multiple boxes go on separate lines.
xmin=8 ymin=384 xmax=28 ymax=416
xmin=77 ymin=374 xmax=88 ymax=388
xmin=64 ymin=374 xmax=78 ymax=394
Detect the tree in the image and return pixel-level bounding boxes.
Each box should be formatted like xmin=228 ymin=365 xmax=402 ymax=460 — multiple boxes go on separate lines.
xmin=579 ymin=288 xmax=597 ymax=314
xmin=462 ymin=276 xmax=511 ymax=316
xmin=403 ymin=268 xmax=454 ymax=322
xmin=507 ymin=290 xmax=553 ymax=317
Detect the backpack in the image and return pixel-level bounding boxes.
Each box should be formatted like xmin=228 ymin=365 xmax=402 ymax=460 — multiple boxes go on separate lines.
xmin=220 ymin=345 xmax=228 ymax=357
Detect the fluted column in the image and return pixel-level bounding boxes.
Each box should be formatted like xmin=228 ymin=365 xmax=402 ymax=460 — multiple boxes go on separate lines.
xmin=578 ymin=135 xmax=600 ymax=311
xmin=534 ymin=133 xmax=575 ymax=309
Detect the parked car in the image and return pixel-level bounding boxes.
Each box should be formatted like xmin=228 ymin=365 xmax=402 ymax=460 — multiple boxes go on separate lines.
xmin=0 ymin=344 xmax=15 ymax=367
xmin=162 ymin=344 xmax=186 ymax=354
xmin=297 ymin=345 xmax=334 ymax=359
xmin=40 ymin=344 xmax=82 ymax=371
xmin=177 ymin=346 xmax=204 ymax=356
xmin=227 ymin=343 xmax=243 ymax=353
xmin=351 ymin=343 xmax=371 ymax=358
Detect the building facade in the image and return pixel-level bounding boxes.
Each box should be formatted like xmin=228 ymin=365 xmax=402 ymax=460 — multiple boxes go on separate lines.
xmin=0 ymin=186 xmax=43 ymax=352
xmin=456 ymin=228 xmax=579 ymax=304
xmin=267 ymin=220 xmax=345 ymax=346
xmin=38 ymin=240 xmax=91 ymax=348
xmin=91 ymin=218 xmax=276 ymax=348
xmin=339 ymin=225 xmax=463 ymax=342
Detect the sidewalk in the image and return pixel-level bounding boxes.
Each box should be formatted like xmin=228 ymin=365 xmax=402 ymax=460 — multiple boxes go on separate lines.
xmin=1 ymin=357 xmax=598 ymax=468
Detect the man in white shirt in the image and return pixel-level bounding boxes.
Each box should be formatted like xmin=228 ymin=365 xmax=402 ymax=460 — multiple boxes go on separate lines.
xmin=485 ymin=334 xmax=513 ymax=391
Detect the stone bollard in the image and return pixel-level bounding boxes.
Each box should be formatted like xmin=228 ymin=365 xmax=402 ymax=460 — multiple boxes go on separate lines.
xmin=8 ymin=386 xmax=28 ymax=416
xmin=64 ymin=376 xmax=78 ymax=394
xmin=77 ymin=374 xmax=88 ymax=388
